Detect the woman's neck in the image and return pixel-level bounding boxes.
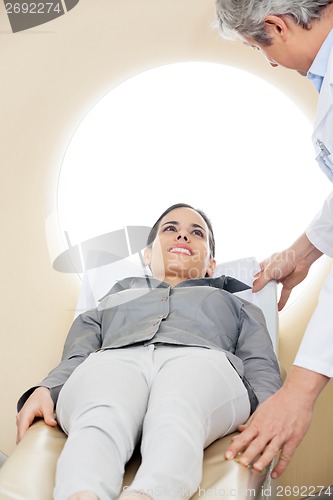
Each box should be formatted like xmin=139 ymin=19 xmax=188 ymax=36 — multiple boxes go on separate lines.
xmin=155 ymin=272 xmax=207 ymax=287
xmin=162 ymin=276 xmax=184 ymax=287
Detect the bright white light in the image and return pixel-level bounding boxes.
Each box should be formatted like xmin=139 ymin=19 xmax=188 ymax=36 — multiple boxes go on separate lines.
xmin=57 ymin=62 xmax=331 ymax=306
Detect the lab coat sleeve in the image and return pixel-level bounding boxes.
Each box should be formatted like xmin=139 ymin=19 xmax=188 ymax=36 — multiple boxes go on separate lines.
xmin=294 ymin=266 xmax=333 ymax=377
xmin=234 ymin=301 xmax=282 ymax=406
xmin=306 ymin=191 xmax=333 ymax=257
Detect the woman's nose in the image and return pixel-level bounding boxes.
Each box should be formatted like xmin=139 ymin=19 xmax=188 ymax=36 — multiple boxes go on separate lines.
xmin=177 ymin=233 xmax=189 ymax=242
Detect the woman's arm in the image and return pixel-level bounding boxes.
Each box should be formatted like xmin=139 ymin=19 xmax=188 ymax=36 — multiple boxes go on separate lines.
xmin=44 ymin=308 xmax=103 ymax=402
xmin=234 ymin=301 xmax=282 ymax=406
xmin=16 ymin=387 xmax=57 ymax=443
xmin=16 ymin=307 xmax=103 ymax=438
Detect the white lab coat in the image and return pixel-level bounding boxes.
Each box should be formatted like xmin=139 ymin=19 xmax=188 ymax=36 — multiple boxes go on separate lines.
xmin=294 ymin=45 xmax=333 ymax=377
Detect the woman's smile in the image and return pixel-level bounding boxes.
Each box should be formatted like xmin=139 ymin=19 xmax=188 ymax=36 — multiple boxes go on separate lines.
xmin=168 ymin=244 xmax=193 ymax=256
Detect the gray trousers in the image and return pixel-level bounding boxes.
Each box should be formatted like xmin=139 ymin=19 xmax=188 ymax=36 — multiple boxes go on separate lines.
xmin=54 ymin=345 xmax=250 ymax=500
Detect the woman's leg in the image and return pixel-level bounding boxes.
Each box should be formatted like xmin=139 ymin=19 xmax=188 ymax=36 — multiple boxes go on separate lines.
xmin=54 ymin=349 xmax=151 ymax=500
xmin=68 ymin=492 xmax=99 ymax=500
xmin=125 ymin=347 xmax=250 ymax=500
xmin=119 ymin=492 xmax=152 ymax=500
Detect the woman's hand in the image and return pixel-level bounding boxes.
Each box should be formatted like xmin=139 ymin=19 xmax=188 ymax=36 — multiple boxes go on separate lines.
xmin=16 ymin=386 xmax=57 ymax=443
xmin=253 ymin=233 xmax=322 ymax=310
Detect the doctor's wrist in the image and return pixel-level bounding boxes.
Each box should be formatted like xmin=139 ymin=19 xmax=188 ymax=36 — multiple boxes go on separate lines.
xmin=285 ymin=366 xmax=329 ymax=409
xmin=289 ymin=233 xmax=322 ymax=270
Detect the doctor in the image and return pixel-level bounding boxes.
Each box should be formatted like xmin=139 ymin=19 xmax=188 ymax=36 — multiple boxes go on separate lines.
xmin=215 ymin=0 xmax=333 ymax=479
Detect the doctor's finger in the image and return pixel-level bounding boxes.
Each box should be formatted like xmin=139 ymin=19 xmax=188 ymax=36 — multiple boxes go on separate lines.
xmin=225 ymin=424 xmax=260 ymax=459
xmin=249 ymin=436 xmax=287 ymax=475
xmin=253 ymin=261 xmax=288 ymax=292
xmin=270 ymin=442 xmax=296 ymax=479
xmin=278 ymin=285 xmax=293 ymax=311
xmin=233 ymin=434 xmax=278 ymax=470
xmin=252 ymin=271 xmax=273 ymax=292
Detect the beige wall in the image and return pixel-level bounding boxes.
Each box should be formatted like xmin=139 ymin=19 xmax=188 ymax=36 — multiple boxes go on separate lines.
xmin=1 ymin=0 xmax=331 ymax=494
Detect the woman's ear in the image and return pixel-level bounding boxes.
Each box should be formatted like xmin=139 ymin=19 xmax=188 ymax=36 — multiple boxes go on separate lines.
xmin=143 ymin=247 xmax=152 ymax=267
xmin=206 ymin=258 xmax=216 ymax=277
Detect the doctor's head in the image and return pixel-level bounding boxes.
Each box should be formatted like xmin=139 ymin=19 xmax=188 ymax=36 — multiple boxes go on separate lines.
xmin=215 ymin=0 xmax=333 ymax=74
xmin=144 ymin=203 xmax=216 ymax=286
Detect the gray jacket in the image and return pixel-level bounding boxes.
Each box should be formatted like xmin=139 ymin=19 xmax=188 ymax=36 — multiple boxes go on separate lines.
xmin=18 ymin=276 xmax=282 ymax=412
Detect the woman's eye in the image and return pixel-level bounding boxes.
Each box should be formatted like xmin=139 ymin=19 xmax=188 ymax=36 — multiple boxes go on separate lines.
xmin=163 ymin=225 xmax=177 ymax=232
xmin=193 ymin=229 xmax=204 ymax=237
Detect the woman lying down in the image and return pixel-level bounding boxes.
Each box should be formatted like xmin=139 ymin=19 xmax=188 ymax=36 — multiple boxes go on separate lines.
xmin=16 ymin=203 xmax=282 ymax=500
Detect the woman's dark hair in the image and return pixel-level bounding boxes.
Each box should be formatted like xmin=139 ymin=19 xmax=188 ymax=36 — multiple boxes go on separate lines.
xmin=146 ymin=203 xmax=215 ymax=258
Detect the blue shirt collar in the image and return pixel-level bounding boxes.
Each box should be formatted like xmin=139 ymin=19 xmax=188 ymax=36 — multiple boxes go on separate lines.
xmin=307 ymin=29 xmax=333 ymax=92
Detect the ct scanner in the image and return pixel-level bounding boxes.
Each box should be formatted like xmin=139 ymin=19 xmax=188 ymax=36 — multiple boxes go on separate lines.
xmin=0 ymin=1 xmax=333 ymax=498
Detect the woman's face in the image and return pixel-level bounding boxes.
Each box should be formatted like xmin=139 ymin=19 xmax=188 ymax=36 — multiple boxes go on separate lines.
xmin=144 ymin=207 xmax=216 ymax=285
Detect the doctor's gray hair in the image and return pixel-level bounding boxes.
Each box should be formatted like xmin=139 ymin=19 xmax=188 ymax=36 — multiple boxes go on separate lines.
xmin=215 ymin=0 xmax=333 ymax=45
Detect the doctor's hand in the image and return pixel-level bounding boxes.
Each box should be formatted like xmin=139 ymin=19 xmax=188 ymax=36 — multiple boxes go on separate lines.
xmin=225 ymin=367 xmax=329 ymax=478
xmin=16 ymin=386 xmax=57 ymax=443
xmin=253 ymin=233 xmax=322 ymax=310
xmin=252 ymin=250 xmax=308 ymax=310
